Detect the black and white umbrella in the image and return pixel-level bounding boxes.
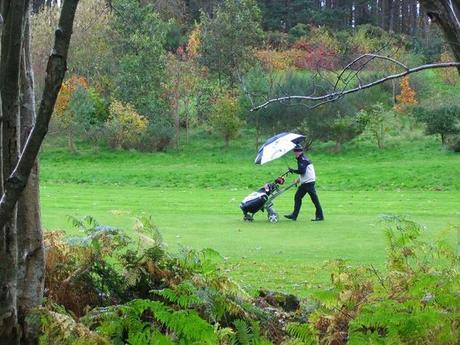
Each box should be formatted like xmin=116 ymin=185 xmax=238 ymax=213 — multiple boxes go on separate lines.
xmin=255 ymin=132 xmax=305 ymax=165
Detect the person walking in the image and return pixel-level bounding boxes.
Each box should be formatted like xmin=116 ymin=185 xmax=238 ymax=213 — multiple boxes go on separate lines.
xmin=285 ymin=145 xmax=324 ymax=221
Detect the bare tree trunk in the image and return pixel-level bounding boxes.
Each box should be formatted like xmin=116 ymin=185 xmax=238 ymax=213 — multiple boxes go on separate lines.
xmin=402 ymin=0 xmax=410 ymax=34
xmin=0 ymin=1 xmax=79 ymax=343
xmin=0 ymin=0 xmax=79 ymax=229
xmin=174 ymin=105 xmax=180 ymax=149
xmin=0 ymin=1 xmax=28 ymax=342
xmin=383 ymin=0 xmax=393 ymax=30
xmin=17 ymin=11 xmax=44 ymax=345
xmin=184 ymin=100 xmax=190 ymax=145
xmin=68 ymin=132 xmax=77 ymax=153
xmin=420 ymin=0 xmax=460 ymax=74
xmin=185 ymin=114 xmax=189 ymax=144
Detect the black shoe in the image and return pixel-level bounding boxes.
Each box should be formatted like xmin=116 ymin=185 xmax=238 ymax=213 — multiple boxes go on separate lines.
xmin=284 ymin=214 xmax=297 ymax=221
xmin=311 ymin=217 xmax=324 ymax=222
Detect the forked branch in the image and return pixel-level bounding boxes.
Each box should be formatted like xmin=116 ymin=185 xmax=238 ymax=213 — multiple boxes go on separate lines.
xmin=251 ymin=60 xmax=460 ymax=112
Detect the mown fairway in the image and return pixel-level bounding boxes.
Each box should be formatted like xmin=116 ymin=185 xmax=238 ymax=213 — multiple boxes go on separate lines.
xmin=40 ymin=133 xmax=460 ymax=295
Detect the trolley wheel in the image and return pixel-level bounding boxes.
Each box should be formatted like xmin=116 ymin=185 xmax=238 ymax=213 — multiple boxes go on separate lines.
xmin=243 ymin=214 xmax=254 ymax=222
xmin=268 ymin=212 xmax=279 ymax=223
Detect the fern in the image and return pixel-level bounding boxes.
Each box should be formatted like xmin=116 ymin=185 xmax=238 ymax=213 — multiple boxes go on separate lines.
xmin=286 ymin=322 xmax=317 ymax=345
xmin=134 ymin=216 xmax=165 ymax=249
xmin=38 ymin=308 xmax=109 ymax=345
xmin=155 ymin=281 xmax=201 ymax=308
xmin=229 ymin=319 xmax=273 ymax=345
xmin=96 ymin=299 xmax=217 ymax=344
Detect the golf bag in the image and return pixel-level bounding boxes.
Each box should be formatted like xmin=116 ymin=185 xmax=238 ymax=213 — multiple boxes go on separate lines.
xmin=240 ymin=177 xmax=286 ymax=222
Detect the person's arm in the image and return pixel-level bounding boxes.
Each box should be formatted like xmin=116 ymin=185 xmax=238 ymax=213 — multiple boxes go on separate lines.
xmin=297 ymin=158 xmax=308 ymax=175
xmin=289 ymin=157 xmax=310 ymax=175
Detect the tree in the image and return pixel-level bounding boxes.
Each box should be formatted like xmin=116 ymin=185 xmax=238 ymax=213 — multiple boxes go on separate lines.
xmin=419 ymin=0 xmax=460 ymax=74
xmin=210 ymin=93 xmax=244 ymax=148
xmin=414 ymin=104 xmax=460 ymax=145
xmin=329 ymin=114 xmax=366 ymax=152
xmin=31 ymin=0 xmax=114 ymax=94
xmin=0 ymin=0 xmax=79 ymax=343
xmin=105 ymin=100 xmax=149 ymax=149
xmin=395 ymin=76 xmax=417 ymax=113
xmin=199 ymin=0 xmax=263 ymax=85
xmin=358 ymin=103 xmax=395 ymax=149
xmin=163 ymin=47 xmax=202 ymax=148
xmin=54 ymin=76 xmax=90 ymax=151
xmin=437 ymin=48 xmax=459 ymax=84
xmin=110 ymin=0 xmax=171 ymax=140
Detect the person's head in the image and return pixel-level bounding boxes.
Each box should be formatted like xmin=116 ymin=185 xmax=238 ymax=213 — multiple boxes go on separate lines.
xmin=293 ymin=144 xmax=303 ymax=158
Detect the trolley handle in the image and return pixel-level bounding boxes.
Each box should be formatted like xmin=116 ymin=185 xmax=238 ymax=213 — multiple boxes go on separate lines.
xmin=280 ymin=170 xmax=291 ymax=178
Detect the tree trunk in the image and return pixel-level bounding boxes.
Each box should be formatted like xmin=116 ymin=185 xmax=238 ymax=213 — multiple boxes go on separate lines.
xmin=419 ymin=0 xmax=460 ymax=74
xmin=401 ymin=0 xmax=410 ymax=34
xmin=185 ymin=109 xmax=189 ymax=145
xmin=410 ymin=0 xmax=418 ymax=37
xmin=68 ymin=132 xmax=77 ymax=153
xmin=17 ymin=11 xmax=44 ymax=345
xmin=174 ymin=106 xmax=180 ymax=149
xmin=0 ymin=1 xmax=79 ymax=343
xmin=0 ymin=1 xmax=28 ymax=342
xmin=390 ymin=0 xmax=401 ymax=32
xmin=334 ymin=140 xmax=342 ymax=152
xmin=383 ymin=0 xmax=393 ymax=30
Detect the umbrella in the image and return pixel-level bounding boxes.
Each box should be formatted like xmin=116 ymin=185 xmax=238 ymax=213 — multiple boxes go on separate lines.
xmin=255 ymin=132 xmax=305 ymax=165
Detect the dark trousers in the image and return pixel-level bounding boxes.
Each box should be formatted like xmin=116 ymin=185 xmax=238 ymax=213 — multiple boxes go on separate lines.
xmin=292 ymin=181 xmax=324 ymax=219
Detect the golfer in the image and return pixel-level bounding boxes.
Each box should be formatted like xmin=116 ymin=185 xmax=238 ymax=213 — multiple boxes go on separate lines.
xmin=285 ymin=145 xmax=324 ymax=221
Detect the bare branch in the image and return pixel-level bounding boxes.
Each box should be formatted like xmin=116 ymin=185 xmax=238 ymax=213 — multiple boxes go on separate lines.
xmin=333 ymin=43 xmax=395 ymax=92
xmin=250 ymin=61 xmax=460 ymax=112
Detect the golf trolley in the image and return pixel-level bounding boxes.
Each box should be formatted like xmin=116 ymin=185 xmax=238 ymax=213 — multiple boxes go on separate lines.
xmin=240 ymin=170 xmax=297 ymax=223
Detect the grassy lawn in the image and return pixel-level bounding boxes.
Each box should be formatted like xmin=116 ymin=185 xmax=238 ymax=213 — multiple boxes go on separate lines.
xmin=40 ymin=132 xmax=460 ymax=295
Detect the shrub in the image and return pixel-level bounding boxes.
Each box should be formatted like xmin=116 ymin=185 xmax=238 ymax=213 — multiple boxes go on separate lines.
xmin=54 ymin=78 xmax=92 ymax=152
xmin=87 ymin=88 xmax=109 ymax=125
xmin=293 ymin=32 xmax=341 ymax=71
xmin=288 ymin=23 xmax=310 ymax=41
xmin=328 ymin=114 xmax=366 ymax=152
xmin=288 ymin=217 xmax=459 ymax=345
xmin=413 ymin=104 xmax=460 ymax=146
xmin=209 ymin=93 xmax=245 ymax=148
xmin=358 ymin=103 xmax=395 ymax=149
xmin=105 ymin=100 xmax=149 ymax=150
xmin=53 ymin=76 xmax=109 ymax=151
xmin=264 ymin=30 xmax=289 ymax=50
xmin=42 ymin=217 xmax=295 ymax=344
xmin=255 ymin=48 xmax=299 ymax=71
xmin=395 ymin=76 xmax=417 ymax=113
xmin=136 ymin=121 xmax=175 ymax=152
xmin=437 ymin=49 xmax=459 ymax=85
xmin=446 ymin=135 xmax=460 ymax=152
xmin=41 ymin=216 xmax=459 ymax=344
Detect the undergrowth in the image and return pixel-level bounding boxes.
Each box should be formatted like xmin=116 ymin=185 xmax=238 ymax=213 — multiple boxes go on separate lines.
xmin=39 ymin=216 xmax=459 ymax=344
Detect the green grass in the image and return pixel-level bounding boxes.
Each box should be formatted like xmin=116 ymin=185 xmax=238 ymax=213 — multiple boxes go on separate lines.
xmin=41 ymin=130 xmax=460 ymax=191
xmin=39 ymin=132 xmax=460 ymax=295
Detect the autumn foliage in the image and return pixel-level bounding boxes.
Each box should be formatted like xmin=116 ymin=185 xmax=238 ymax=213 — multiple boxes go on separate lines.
xmin=395 ymin=76 xmax=417 ymax=113
xmin=255 ymin=49 xmax=299 ymax=71
xmin=255 ymin=30 xmax=341 ymax=72
xmin=55 ymin=75 xmax=89 ymax=115
xmin=293 ymin=39 xmax=340 ymax=71
xmin=105 ymin=100 xmax=149 ymax=149
xmin=437 ymin=50 xmax=459 ymax=85
xmin=187 ymin=25 xmax=201 ymax=59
